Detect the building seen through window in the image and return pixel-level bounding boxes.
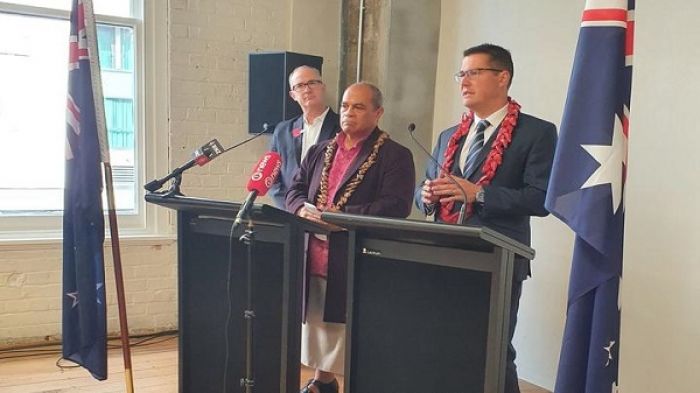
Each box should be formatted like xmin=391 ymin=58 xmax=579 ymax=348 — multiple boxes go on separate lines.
xmin=0 ymin=4 xmax=137 ymax=216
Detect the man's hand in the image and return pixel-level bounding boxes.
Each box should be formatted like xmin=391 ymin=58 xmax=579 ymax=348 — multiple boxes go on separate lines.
xmin=421 ymin=179 xmax=441 ymax=205
xmin=296 ymin=204 xmax=344 ymax=232
xmin=297 ymin=205 xmax=323 ymax=224
xmin=429 ymin=176 xmax=481 ymax=203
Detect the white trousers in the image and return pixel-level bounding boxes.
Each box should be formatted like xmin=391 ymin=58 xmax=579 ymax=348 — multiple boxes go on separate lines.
xmin=301 ymin=276 xmax=346 ymax=375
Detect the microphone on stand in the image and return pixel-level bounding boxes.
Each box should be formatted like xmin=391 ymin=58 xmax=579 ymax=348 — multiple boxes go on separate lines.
xmin=407 ymin=123 xmax=470 ymax=225
xmin=225 ymin=149 xmax=281 ymax=393
xmin=233 ymin=151 xmax=283 ymax=228
xmin=193 ymin=139 xmax=225 ymax=166
xmin=144 ymin=139 xmax=224 ymax=193
xmin=144 ymin=123 xmax=270 ymax=194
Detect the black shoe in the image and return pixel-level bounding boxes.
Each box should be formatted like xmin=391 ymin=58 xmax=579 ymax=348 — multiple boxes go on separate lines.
xmin=300 ymin=378 xmax=339 ymax=393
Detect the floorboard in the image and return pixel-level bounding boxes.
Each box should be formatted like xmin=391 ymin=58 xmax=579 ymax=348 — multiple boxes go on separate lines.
xmin=0 ymin=337 xmax=550 ymax=393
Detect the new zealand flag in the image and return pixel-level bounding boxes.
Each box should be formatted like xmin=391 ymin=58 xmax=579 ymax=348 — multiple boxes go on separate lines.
xmin=545 ymin=1 xmax=634 ymax=392
xmin=62 ymin=0 xmax=110 ymax=381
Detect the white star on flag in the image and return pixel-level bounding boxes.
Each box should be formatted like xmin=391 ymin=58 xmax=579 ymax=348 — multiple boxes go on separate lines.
xmin=66 ymin=291 xmax=79 ymax=308
xmin=604 ymin=340 xmax=616 ymax=367
xmin=96 ymin=282 xmax=104 ymax=304
xmin=580 ymin=113 xmax=627 ymax=214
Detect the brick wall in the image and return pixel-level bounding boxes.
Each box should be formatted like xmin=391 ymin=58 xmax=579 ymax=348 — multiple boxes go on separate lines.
xmin=170 ymin=0 xmax=292 ymax=202
xmin=0 ymin=241 xmax=177 ymax=347
xmin=0 ymin=0 xmax=302 ymax=347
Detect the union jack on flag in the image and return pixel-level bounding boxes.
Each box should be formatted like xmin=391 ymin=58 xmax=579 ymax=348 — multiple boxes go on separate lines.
xmin=62 ymin=0 xmax=110 ymax=381
xmin=545 ymin=0 xmax=634 ymax=392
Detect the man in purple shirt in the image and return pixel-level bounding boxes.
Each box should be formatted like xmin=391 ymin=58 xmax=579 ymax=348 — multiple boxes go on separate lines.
xmin=287 ymin=82 xmax=415 ymax=393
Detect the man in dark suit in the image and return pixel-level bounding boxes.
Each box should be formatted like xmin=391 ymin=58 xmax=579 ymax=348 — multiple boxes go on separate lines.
xmin=288 ymin=82 xmax=415 ymax=393
xmin=415 ymin=43 xmax=557 ymax=393
xmin=268 ymin=65 xmax=340 ymax=208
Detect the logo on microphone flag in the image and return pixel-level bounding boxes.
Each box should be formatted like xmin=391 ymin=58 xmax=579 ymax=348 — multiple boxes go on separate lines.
xmin=62 ymin=0 xmax=110 ymax=381
xmin=248 ymin=152 xmax=282 ymax=194
xmin=545 ymin=1 xmax=634 ymax=392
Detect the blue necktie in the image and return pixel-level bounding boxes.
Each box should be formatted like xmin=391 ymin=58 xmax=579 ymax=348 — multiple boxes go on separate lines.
xmin=463 ymin=119 xmax=490 ymax=176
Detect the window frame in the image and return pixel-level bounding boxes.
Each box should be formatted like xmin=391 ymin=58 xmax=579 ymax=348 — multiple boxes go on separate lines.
xmin=0 ymin=0 xmax=171 ymax=241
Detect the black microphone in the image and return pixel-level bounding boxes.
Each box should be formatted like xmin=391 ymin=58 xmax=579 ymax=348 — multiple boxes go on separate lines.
xmin=407 ymin=123 xmax=470 ymax=225
xmin=144 ymin=139 xmax=224 ymax=193
xmin=144 ymin=123 xmax=270 ymax=193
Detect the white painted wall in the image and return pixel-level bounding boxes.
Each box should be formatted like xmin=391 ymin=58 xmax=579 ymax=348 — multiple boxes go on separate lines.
xmin=288 ymin=0 xmax=342 ymax=111
xmin=618 ymin=2 xmax=700 ymax=392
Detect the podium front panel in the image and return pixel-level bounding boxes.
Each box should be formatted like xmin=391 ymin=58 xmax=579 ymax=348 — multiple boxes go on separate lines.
xmin=144 ymin=196 xmax=309 ymax=393
xmin=178 ymin=213 xmax=302 ymax=393
xmin=350 ymin=254 xmax=491 ymax=392
xmin=345 ymin=236 xmax=514 ymax=393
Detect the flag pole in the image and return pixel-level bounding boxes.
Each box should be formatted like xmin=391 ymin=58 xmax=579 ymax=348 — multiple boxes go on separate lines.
xmin=80 ymin=0 xmax=135 ymax=391
xmin=103 ymin=164 xmax=135 ymax=393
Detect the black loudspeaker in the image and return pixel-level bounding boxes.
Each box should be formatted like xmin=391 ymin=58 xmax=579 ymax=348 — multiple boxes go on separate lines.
xmin=248 ymin=51 xmax=323 ymax=133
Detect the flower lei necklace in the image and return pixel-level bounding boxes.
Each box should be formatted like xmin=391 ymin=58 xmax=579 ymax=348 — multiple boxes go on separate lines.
xmin=438 ymin=98 xmax=521 ymax=223
xmin=316 ymin=130 xmax=390 ymax=210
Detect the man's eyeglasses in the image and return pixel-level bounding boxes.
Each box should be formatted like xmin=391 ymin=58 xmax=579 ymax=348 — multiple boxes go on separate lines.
xmin=291 ymin=79 xmax=323 ymax=92
xmin=453 ymin=68 xmax=503 ymax=82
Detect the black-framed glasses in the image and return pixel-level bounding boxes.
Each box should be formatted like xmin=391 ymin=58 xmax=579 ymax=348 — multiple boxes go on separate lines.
xmin=453 ymin=68 xmax=504 ymax=82
xmin=291 ymin=79 xmax=323 ymax=92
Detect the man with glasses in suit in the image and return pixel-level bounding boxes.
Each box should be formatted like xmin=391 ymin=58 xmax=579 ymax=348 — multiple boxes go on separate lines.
xmin=415 ymin=43 xmax=557 ymax=393
xmin=269 ymin=65 xmax=340 ymax=208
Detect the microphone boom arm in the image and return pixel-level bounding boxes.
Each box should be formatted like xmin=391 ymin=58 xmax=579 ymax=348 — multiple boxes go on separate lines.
xmin=144 ymin=123 xmax=270 ymax=196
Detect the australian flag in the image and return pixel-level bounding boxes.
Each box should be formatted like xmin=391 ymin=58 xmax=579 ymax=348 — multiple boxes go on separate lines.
xmin=545 ymin=1 xmax=634 ymax=392
xmin=63 ymin=0 xmax=110 ymax=381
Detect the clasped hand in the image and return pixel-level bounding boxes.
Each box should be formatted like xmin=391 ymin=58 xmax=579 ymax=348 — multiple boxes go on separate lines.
xmin=421 ymin=176 xmax=480 ymax=204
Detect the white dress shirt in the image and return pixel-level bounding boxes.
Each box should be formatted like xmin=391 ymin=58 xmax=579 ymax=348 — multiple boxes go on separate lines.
xmin=301 ymin=107 xmax=330 ymax=161
xmin=459 ymin=103 xmax=509 ymax=173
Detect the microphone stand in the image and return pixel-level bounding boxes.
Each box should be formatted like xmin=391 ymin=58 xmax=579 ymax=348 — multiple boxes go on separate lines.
xmin=143 ymin=158 xmax=193 ymax=197
xmin=407 ymin=123 xmax=470 ymax=225
xmin=223 ymin=151 xmax=279 ymax=393
xmin=222 ymin=199 xmax=258 ymax=393
xmin=230 ymin=191 xmax=258 ymax=392
xmin=223 ymin=204 xmax=259 ymax=393
xmin=239 ymin=219 xmax=256 ymax=393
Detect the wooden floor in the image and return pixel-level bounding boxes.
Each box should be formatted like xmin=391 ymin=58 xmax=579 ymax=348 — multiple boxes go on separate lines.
xmin=0 ymin=336 xmax=550 ymax=393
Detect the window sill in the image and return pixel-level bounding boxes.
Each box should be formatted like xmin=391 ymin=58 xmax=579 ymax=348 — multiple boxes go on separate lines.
xmin=0 ymin=233 xmax=176 ymax=251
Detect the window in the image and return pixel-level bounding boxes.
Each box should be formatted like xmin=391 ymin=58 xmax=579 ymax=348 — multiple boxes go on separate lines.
xmin=0 ymin=1 xmax=169 ymax=237
xmin=105 ymin=98 xmax=135 ymax=150
xmin=2 ymin=0 xmax=133 ymax=17
xmin=98 ymin=25 xmax=133 ymax=71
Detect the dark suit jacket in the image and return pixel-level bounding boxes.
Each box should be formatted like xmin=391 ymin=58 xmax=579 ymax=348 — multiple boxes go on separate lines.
xmin=287 ymin=128 xmax=415 ymax=322
xmin=268 ymin=109 xmax=340 ymax=208
xmin=414 ymin=112 xmax=557 ymax=281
